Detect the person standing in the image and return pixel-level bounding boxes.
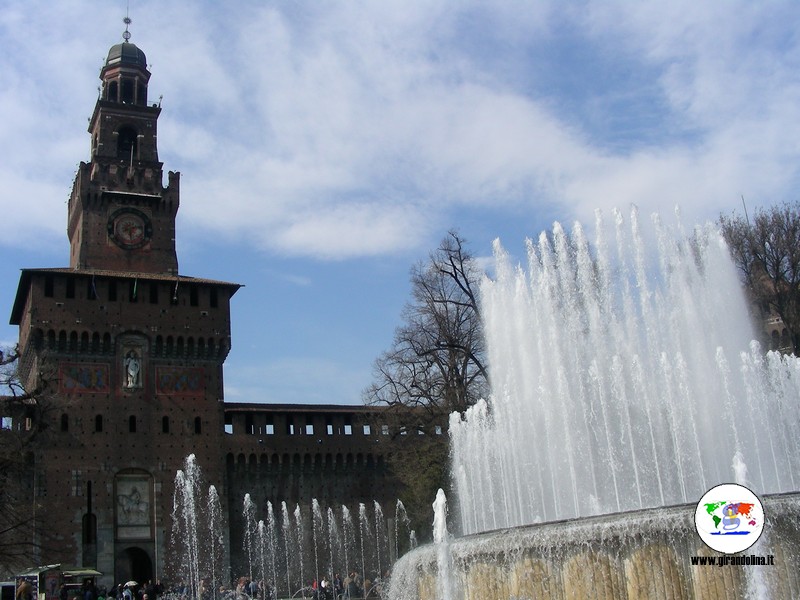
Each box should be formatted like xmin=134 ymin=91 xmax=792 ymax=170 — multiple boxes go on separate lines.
xmin=16 ymin=581 xmax=33 ymax=600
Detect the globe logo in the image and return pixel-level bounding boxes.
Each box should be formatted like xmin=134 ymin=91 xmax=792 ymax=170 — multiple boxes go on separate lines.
xmin=694 ymin=483 xmax=764 ymax=554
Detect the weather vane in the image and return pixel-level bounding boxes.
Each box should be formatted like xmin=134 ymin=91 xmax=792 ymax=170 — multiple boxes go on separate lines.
xmin=123 ymin=9 xmax=132 ymax=42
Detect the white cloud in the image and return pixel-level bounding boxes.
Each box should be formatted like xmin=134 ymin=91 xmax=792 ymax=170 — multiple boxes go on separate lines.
xmin=2 ymin=0 xmax=800 ymax=260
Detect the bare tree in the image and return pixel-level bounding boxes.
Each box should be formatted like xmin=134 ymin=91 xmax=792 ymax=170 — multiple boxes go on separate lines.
xmin=719 ymin=201 xmax=800 ymax=354
xmin=0 ymin=346 xmax=57 ymax=576
xmin=362 ymin=231 xmax=489 ymax=540
xmin=364 ymin=231 xmax=488 ymax=427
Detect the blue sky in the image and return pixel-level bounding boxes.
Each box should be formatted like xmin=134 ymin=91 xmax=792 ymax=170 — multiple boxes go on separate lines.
xmin=2 ymin=1 xmax=800 ymax=405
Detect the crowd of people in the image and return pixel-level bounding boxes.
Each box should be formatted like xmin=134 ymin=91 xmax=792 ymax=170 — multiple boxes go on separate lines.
xmin=216 ymin=570 xmax=388 ymax=600
xmin=15 ymin=571 xmax=388 ymax=600
xmin=307 ymin=571 xmax=383 ymax=599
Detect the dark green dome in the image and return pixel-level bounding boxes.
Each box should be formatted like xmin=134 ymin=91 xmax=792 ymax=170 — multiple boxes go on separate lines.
xmin=106 ymin=42 xmax=147 ymax=69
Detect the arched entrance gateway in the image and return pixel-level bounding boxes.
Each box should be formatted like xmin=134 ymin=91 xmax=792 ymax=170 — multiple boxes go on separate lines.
xmin=114 ymin=470 xmax=156 ymax=585
xmin=115 ymin=546 xmax=153 ymax=586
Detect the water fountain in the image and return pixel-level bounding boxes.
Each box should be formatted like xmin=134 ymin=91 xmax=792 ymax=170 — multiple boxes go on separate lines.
xmin=394 ymin=500 xmax=416 ymax=562
xmin=169 ymin=455 xmax=227 ymax=600
xmin=237 ymin=497 xmax=398 ymax=597
xmin=388 ymin=208 xmax=800 ymax=599
xmin=168 ymin=454 xmax=416 ymax=598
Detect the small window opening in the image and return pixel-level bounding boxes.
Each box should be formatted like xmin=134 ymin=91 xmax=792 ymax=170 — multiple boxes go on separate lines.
xmin=121 ymin=79 xmax=135 ymax=104
xmin=117 ymin=126 xmax=137 ymax=159
xmin=87 ymin=278 xmax=98 ymax=300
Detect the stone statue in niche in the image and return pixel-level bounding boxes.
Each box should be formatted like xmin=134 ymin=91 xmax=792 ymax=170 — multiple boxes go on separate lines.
xmin=124 ymin=349 xmax=141 ymax=388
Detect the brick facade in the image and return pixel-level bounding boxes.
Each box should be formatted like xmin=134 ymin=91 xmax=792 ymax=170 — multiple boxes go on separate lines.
xmin=7 ymin=37 xmax=433 ymax=588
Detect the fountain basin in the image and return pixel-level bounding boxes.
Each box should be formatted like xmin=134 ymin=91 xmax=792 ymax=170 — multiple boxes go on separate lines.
xmin=388 ymin=492 xmax=800 ymax=600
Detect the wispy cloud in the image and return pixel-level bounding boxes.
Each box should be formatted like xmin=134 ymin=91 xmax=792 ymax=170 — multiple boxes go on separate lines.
xmin=2 ymin=0 xmax=799 ymax=261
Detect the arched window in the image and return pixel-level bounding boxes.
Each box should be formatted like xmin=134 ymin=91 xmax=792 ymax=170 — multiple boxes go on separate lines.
xmin=121 ymin=78 xmax=135 ymax=104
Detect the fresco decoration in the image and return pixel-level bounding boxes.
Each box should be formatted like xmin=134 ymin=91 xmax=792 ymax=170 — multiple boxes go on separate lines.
xmin=155 ymin=366 xmax=205 ymax=395
xmin=60 ymin=363 xmax=110 ymax=393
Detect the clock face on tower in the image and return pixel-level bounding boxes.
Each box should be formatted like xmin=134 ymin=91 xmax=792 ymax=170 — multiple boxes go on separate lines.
xmin=107 ymin=208 xmax=153 ymax=250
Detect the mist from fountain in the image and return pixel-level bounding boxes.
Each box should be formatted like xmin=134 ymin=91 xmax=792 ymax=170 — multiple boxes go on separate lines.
xmin=451 ymin=207 xmax=800 ymax=535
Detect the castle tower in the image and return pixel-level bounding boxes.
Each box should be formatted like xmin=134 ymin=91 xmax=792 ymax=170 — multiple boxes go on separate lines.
xmin=9 ymin=22 xmax=240 ymax=584
xmin=68 ymin=28 xmax=177 ymax=274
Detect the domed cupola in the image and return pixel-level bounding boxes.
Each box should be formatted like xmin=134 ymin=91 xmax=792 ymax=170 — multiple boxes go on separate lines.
xmin=100 ymin=17 xmax=151 ymax=106
xmin=105 ymin=42 xmax=148 ymax=69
